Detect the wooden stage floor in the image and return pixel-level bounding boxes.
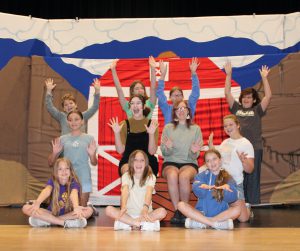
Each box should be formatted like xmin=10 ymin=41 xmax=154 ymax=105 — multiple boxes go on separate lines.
xmin=1 ymin=205 xmax=300 ymax=251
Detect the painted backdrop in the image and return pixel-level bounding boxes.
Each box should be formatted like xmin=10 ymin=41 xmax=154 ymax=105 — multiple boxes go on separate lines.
xmin=0 ymin=12 xmax=299 ymax=205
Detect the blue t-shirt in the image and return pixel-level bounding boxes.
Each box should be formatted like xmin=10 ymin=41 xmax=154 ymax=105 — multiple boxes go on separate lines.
xmin=60 ymin=133 xmax=95 ymax=193
xmin=47 ymin=178 xmax=80 ymax=216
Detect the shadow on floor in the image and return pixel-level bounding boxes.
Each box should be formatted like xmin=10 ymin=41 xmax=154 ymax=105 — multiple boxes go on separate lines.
xmin=1 ymin=204 xmax=299 ymax=228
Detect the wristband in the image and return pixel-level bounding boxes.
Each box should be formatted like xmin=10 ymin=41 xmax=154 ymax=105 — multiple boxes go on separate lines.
xmin=143 ymin=203 xmax=149 ymax=209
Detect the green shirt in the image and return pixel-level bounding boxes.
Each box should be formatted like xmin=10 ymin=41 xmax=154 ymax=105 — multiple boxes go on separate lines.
xmin=161 ymin=123 xmax=203 ymax=165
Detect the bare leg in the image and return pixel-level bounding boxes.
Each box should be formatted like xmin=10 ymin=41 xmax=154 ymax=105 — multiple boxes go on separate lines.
xmin=148 ymin=208 xmax=167 ymax=221
xmin=178 ymin=166 xmax=197 ymax=204
xmin=163 ymin=166 xmax=180 ymax=209
xmin=58 ymin=207 xmax=93 ymax=221
xmin=177 ymin=201 xmax=214 ymax=227
xmin=22 ymin=205 xmax=64 ymax=226
xmin=235 ymin=200 xmax=250 ymax=222
xmin=210 ymin=200 xmax=243 ymax=222
xmin=178 ymin=200 xmax=242 ymax=227
xmin=105 ymin=206 xmax=140 ymax=227
xmin=23 ymin=204 xmax=93 ymax=226
xmin=81 ymin=192 xmax=90 ymax=207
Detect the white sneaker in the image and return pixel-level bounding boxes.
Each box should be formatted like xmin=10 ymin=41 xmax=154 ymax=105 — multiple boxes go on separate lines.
xmin=185 ymin=218 xmax=207 ymax=229
xmin=64 ymin=218 xmax=87 ymax=228
xmin=29 ymin=217 xmax=51 ymax=227
xmin=140 ymin=220 xmax=160 ymax=231
xmin=212 ymin=219 xmax=234 ymax=230
xmin=114 ymin=220 xmax=132 ymax=231
xmin=245 ymin=203 xmax=254 ymax=218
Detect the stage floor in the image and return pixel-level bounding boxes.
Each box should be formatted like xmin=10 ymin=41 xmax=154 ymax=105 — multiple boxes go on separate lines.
xmin=1 ymin=204 xmax=300 ymax=228
xmin=1 ymin=205 xmax=300 ymax=251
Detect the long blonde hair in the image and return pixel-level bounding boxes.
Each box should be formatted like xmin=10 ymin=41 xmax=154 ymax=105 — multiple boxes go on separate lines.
xmin=128 ymin=150 xmax=153 ymax=187
xmin=51 ymin=158 xmax=81 ymax=216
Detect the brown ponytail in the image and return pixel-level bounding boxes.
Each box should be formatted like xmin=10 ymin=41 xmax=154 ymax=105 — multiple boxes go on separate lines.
xmin=212 ymin=169 xmax=231 ymax=202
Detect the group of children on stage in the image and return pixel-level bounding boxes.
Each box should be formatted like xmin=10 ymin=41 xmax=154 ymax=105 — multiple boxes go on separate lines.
xmin=22 ymin=57 xmax=272 ymax=231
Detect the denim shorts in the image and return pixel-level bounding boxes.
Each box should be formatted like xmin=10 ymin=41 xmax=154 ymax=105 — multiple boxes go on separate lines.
xmin=237 ymin=183 xmax=245 ymax=200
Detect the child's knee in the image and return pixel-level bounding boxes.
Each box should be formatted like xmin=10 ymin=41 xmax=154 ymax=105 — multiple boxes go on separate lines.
xmin=84 ymin=206 xmax=94 ymax=218
xmin=159 ymin=208 xmax=167 ymax=218
xmin=177 ymin=201 xmax=186 ymax=211
xmin=105 ymin=206 xmax=114 ymax=217
xmin=238 ymin=216 xmax=250 ymax=223
xmin=22 ymin=204 xmax=30 ymax=216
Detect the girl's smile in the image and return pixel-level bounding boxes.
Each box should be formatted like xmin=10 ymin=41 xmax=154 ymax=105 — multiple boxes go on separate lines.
xmin=133 ymin=152 xmax=146 ymax=176
xmin=67 ymin=113 xmax=83 ymax=131
xmin=63 ymin=100 xmax=77 ymax=113
xmin=175 ymin=102 xmax=188 ymax=121
xmin=130 ymin=97 xmax=144 ymax=118
xmin=241 ymin=94 xmax=255 ymax=108
xmin=223 ymin=118 xmax=239 ymax=137
xmin=57 ymin=162 xmax=71 ymax=185
xmin=133 ymin=83 xmax=145 ymax=96
xmin=205 ymin=153 xmax=222 ymax=175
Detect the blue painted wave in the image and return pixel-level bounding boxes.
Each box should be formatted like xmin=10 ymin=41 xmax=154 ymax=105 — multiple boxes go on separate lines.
xmin=1 ymin=36 xmax=299 ymax=96
xmin=44 ymin=57 xmax=99 ymax=99
xmin=225 ymin=53 xmax=288 ymax=89
xmin=63 ymin=36 xmax=284 ymax=59
xmin=0 ymin=38 xmax=54 ymax=69
xmin=1 ymin=36 xmax=299 ymax=69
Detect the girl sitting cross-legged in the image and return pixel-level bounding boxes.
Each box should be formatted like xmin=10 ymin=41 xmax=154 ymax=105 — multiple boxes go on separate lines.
xmin=105 ymin=150 xmax=167 ymax=231
xmin=22 ymin=158 xmax=93 ymax=228
xmin=177 ymin=149 xmax=239 ymax=230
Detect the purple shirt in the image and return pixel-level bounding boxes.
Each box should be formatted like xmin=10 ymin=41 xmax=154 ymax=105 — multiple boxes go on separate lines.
xmin=46 ymin=178 xmax=80 ymax=216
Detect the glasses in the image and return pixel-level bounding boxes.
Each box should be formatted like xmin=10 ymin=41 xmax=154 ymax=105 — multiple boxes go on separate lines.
xmin=171 ymin=93 xmax=183 ymax=98
xmin=175 ymin=106 xmax=187 ymax=112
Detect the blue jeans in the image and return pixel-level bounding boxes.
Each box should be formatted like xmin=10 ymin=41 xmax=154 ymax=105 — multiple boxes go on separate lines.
xmin=243 ymin=149 xmax=262 ymax=204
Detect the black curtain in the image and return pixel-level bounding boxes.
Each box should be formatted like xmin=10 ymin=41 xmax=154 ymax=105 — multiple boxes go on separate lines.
xmin=0 ymin=0 xmax=299 ymax=19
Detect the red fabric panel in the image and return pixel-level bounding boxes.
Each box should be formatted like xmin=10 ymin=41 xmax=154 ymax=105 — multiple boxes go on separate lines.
xmin=96 ymin=58 xmax=236 ymax=195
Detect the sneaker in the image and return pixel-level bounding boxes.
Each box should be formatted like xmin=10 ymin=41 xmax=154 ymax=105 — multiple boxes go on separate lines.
xmin=245 ymin=203 xmax=254 ymax=218
xmin=113 ymin=220 xmax=132 ymax=231
xmin=64 ymin=218 xmax=87 ymax=228
xmin=88 ymin=204 xmax=99 ymax=217
xmin=170 ymin=210 xmax=183 ymax=224
xmin=141 ymin=220 xmax=160 ymax=231
xmin=29 ymin=217 xmax=51 ymax=227
xmin=212 ymin=219 xmax=234 ymax=230
xmin=185 ymin=218 xmax=207 ymax=229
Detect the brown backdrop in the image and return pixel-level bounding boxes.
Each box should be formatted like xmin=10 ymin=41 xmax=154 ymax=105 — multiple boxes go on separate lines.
xmin=0 ymin=54 xmax=299 ymax=205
